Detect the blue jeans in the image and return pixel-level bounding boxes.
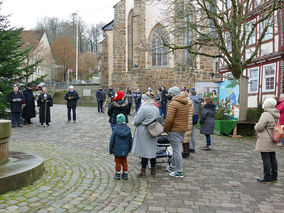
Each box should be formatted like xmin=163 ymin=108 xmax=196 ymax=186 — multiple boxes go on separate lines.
xmin=135 ymin=102 xmax=141 ymax=112
xmin=205 ymin=134 xmax=211 ymax=146
xmin=158 ymin=107 xmax=163 ymax=116
xmin=161 ymin=102 xmax=167 ymax=118
xmin=189 ymin=125 xmax=196 ymax=149
xmin=98 ymin=101 xmax=104 ymax=113
xmin=67 ymin=107 xmax=76 ymax=121
xmin=12 ymin=112 xmax=21 ymax=127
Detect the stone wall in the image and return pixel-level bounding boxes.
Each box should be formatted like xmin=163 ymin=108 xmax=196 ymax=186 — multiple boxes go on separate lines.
xmin=101 ymin=38 xmax=109 ymax=88
xmin=112 ymin=0 xmax=127 ymax=89
xmin=73 ymin=84 xmax=100 ymax=105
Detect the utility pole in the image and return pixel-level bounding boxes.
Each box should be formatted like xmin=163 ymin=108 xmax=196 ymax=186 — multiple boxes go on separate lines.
xmin=75 ymin=11 xmax=79 ymax=81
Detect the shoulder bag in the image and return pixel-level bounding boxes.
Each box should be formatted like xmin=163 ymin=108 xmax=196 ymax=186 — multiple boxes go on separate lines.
xmin=145 ymin=119 xmax=164 ymax=137
xmin=265 ymin=116 xmax=284 ymax=143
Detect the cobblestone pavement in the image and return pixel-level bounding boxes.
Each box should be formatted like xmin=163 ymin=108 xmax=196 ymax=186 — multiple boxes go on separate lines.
xmin=0 ymin=104 xmax=284 ymax=213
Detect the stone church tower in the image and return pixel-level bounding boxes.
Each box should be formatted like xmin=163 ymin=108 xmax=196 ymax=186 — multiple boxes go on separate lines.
xmin=101 ymin=0 xmax=219 ymax=91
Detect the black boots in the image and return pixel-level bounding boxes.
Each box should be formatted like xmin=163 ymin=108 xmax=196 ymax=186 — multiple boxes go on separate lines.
xmin=182 ymin=143 xmax=190 ymax=158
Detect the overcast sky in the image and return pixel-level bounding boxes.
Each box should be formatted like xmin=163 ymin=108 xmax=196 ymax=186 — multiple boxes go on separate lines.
xmin=1 ymin=0 xmax=119 ymax=29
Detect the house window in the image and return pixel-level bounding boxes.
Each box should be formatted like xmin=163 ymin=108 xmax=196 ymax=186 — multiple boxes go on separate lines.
xmin=222 ymin=72 xmax=234 ymax=81
xmin=184 ymin=13 xmax=193 ymax=66
xmin=225 ymin=32 xmax=232 ymax=52
xmin=152 ymin=27 xmax=168 ymax=67
xmin=263 ymin=64 xmax=276 ymax=92
xmin=261 ymin=19 xmax=273 ymax=41
xmin=254 ymin=0 xmax=263 ymax=8
xmin=36 ymin=67 xmax=41 ymax=75
xmin=248 ymin=68 xmax=259 ymax=93
xmin=226 ymin=0 xmax=232 ymax=9
xmin=247 ymin=21 xmax=256 ymax=45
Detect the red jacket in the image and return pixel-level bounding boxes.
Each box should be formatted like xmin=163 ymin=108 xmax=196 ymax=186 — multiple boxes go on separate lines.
xmin=276 ymin=101 xmax=284 ymax=125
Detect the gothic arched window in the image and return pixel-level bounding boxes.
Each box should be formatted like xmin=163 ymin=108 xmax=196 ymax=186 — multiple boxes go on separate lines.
xmin=184 ymin=13 xmax=193 ymax=65
xmin=128 ymin=10 xmax=134 ymax=69
xmin=151 ymin=27 xmax=168 ymax=67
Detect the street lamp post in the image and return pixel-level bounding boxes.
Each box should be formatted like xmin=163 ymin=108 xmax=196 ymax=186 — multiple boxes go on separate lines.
xmin=75 ymin=12 xmax=79 ymax=81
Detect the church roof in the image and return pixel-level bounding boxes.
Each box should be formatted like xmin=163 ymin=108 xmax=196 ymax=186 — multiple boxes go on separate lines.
xmin=102 ymin=20 xmax=114 ymax=31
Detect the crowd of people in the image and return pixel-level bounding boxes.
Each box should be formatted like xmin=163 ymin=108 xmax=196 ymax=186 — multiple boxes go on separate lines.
xmin=7 ymin=83 xmax=284 ymax=182
xmin=106 ymin=85 xmax=218 ymax=179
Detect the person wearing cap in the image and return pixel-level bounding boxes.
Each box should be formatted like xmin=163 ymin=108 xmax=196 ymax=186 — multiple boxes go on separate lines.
xmin=37 ymin=87 xmax=53 ymax=126
xmin=255 ymin=98 xmax=280 ymax=184
xmin=164 ymin=86 xmax=190 ymax=178
xmin=109 ymin=113 xmax=133 ymax=180
xmin=108 ymin=91 xmax=131 ymax=129
xmin=96 ymin=85 xmax=106 ymax=114
xmin=131 ymin=93 xmax=159 ymax=177
xmin=22 ymin=84 xmax=36 ymax=124
xmin=7 ymin=86 xmax=25 ymax=128
xmin=64 ymin=85 xmax=80 ymax=122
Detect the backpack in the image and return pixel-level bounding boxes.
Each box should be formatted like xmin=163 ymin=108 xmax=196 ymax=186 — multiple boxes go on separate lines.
xmin=265 ymin=115 xmax=284 ymax=143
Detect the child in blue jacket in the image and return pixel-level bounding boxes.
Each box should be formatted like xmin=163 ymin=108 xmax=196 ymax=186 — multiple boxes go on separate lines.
xmin=109 ymin=113 xmax=133 ymax=180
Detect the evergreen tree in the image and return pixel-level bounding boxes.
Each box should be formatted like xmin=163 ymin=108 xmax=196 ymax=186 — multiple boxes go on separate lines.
xmin=0 ymin=2 xmax=43 ymax=118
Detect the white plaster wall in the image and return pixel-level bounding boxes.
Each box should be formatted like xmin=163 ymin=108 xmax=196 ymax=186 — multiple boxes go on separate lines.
xmin=262 ymin=94 xmax=275 ymax=102
xmin=275 ymin=35 xmax=279 ymax=51
xmin=245 ymin=47 xmax=255 ymax=60
xmin=248 ymin=95 xmax=258 ymax=108
xmin=261 ymin=42 xmax=273 ymax=56
xmin=35 ymin=32 xmax=55 ymax=80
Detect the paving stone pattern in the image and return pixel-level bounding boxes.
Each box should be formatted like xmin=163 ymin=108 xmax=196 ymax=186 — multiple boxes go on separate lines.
xmin=0 ymin=105 xmax=284 ymax=213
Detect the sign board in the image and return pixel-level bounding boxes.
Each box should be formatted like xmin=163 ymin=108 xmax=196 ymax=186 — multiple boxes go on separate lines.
xmin=83 ymin=89 xmax=91 ymax=96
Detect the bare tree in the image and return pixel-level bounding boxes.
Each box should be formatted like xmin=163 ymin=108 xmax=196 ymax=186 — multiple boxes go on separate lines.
xmin=155 ymin=0 xmax=283 ymax=79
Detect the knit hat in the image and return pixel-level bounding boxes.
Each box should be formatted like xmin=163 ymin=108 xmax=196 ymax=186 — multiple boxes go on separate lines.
xmin=113 ymin=91 xmax=125 ymax=101
xmin=263 ymin=98 xmax=277 ymax=109
xmin=142 ymin=93 xmax=152 ymax=101
xmin=116 ymin=113 xmax=126 ymax=124
xmin=279 ymin=94 xmax=284 ymax=102
xmin=168 ymin=86 xmax=181 ymax=96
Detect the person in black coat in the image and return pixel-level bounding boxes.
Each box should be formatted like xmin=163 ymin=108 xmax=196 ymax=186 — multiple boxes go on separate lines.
xmin=107 ymin=86 xmax=115 ymax=101
xmin=37 ymin=87 xmax=53 ymax=126
xmin=64 ymin=85 xmax=80 ymax=122
xmin=125 ymin=87 xmax=133 ymax=113
xmin=96 ymin=85 xmax=106 ymax=113
xmin=108 ymin=91 xmax=131 ymax=129
xmin=133 ymin=89 xmax=142 ymax=112
xmin=7 ymin=86 xmax=25 ymax=128
xmin=200 ymin=97 xmax=216 ymax=151
xmin=22 ymin=84 xmax=36 ymax=124
xmin=161 ymin=86 xmax=168 ymax=118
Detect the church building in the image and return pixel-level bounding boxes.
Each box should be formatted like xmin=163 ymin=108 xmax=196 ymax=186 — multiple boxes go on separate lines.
xmin=101 ymin=0 xmax=219 ymax=91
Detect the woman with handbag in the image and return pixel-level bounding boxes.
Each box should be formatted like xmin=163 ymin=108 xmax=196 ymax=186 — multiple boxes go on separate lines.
xmin=255 ymin=98 xmax=280 ymax=184
xmin=131 ymin=93 xmax=160 ymax=177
